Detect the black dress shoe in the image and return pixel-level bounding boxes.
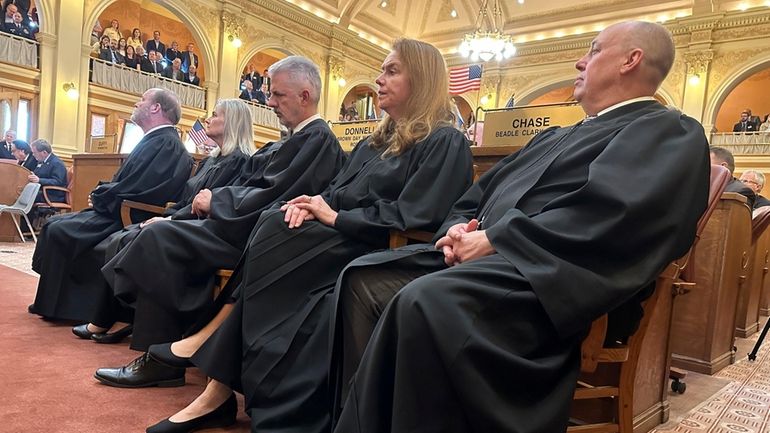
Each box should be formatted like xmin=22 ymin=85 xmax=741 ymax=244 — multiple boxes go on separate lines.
xmin=94 ymin=353 xmax=185 ymax=388
xmin=91 ymin=325 xmax=133 ymax=344
xmin=146 ymin=392 xmax=237 ymax=433
xmin=72 ymin=324 xmax=106 ymax=340
xmin=148 ymin=343 xmax=194 ymax=369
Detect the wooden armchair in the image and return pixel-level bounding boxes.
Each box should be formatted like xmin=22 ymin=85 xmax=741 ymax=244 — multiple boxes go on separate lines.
xmin=120 ymin=200 xmax=171 ymax=227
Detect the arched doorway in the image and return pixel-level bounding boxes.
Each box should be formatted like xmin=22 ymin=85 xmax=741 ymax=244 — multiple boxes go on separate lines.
xmin=340 ymin=85 xmax=378 ymax=121
xmin=714 ymin=67 xmax=770 ymax=132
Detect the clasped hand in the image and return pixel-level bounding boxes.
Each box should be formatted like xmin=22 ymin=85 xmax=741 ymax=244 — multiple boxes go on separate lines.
xmin=281 ymin=195 xmax=337 ymax=229
xmin=191 ymin=189 xmax=212 ymax=218
xmin=434 ymin=218 xmax=495 ymax=266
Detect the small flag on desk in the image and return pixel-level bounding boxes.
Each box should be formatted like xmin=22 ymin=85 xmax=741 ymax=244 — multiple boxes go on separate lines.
xmin=188 ymin=119 xmax=209 ymax=146
xmin=505 ymin=94 xmax=515 ymax=109
xmin=449 ymin=64 xmax=482 ymax=95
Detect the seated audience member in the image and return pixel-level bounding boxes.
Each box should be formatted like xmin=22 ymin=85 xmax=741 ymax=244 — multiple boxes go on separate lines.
xmin=734 ymin=110 xmax=758 ymax=132
xmin=180 ymin=42 xmax=198 ymax=73
xmin=740 ymin=170 xmax=770 ymax=209
xmin=163 ymin=58 xmax=184 ymax=81
xmin=2 ymin=2 xmax=15 ymax=24
xmin=323 ymin=21 xmax=711 ymax=433
xmin=11 ymin=139 xmax=36 ymax=171
xmin=145 ymin=30 xmax=165 ymax=55
xmin=142 ymin=50 xmax=162 ymax=74
xmin=71 ymin=98 xmax=257 ymax=342
xmin=184 ymin=64 xmax=200 ymax=86
xmin=254 ymin=82 xmax=268 ymax=105
xmin=90 ymin=56 xmax=348 ymax=392
xmin=123 ymin=45 xmax=139 ymax=70
xmin=710 ymin=146 xmax=756 ymax=208
xmin=760 ymin=114 xmax=770 ymax=132
xmin=92 ymin=35 xmax=110 ymax=55
xmin=5 ymin=11 xmax=30 ymax=38
xmin=165 ymin=40 xmax=181 ymax=62
xmin=135 ymin=38 xmax=474 ymax=433
xmin=126 ymin=27 xmax=142 ymax=50
xmin=27 ymin=139 xmax=67 ymax=203
xmin=29 ymin=88 xmax=193 ymax=322
xmin=102 ymin=19 xmax=120 ymax=44
xmin=116 ymin=37 xmax=127 ymax=57
xmin=238 ymin=79 xmax=259 ymax=102
xmin=99 ymin=40 xmax=125 ymax=64
xmin=0 ymin=128 xmax=14 ymax=159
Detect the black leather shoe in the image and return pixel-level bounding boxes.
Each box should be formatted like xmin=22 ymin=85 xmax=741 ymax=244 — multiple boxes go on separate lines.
xmin=72 ymin=324 xmax=106 ymax=340
xmin=148 ymin=343 xmax=194 ymax=369
xmin=91 ymin=325 xmax=133 ymax=344
xmin=146 ymin=392 xmax=237 ymax=433
xmin=94 ymin=353 xmax=185 ymax=388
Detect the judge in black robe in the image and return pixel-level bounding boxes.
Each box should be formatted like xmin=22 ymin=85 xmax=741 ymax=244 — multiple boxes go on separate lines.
xmin=96 ymin=118 xmax=344 ymax=350
xmin=332 ymin=23 xmax=711 ymax=433
xmin=31 ymin=89 xmax=193 ymax=322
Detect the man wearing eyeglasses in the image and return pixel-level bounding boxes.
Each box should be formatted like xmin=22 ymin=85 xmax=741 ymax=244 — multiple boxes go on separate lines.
xmin=740 ymin=170 xmax=770 ymax=209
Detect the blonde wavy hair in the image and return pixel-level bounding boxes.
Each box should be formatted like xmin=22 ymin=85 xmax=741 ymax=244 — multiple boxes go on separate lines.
xmin=370 ymin=38 xmax=456 ymax=157
xmin=210 ymin=99 xmax=256 ymax=157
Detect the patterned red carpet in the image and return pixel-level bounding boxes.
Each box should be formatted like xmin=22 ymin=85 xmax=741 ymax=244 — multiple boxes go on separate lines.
xmin=0 ymin=262 xmax=249 ymax=433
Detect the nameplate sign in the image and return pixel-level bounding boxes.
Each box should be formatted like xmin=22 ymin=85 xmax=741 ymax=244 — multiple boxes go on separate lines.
xmin=87 ymin=135 xmax=117 ymax=153
xmin=330 ymin=120 xmax=379 ymax=152
xmin=482 ymin=103 xmax=585 ymax=147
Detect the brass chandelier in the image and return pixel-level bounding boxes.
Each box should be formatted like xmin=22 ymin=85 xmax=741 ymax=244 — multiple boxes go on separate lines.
xmin=458 ymin=0 xmax=516 ymax=62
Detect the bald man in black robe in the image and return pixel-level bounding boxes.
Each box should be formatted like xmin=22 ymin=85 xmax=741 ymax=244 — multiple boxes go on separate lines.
xmin=30 ymin=88 xmax=192 ymax=322
xmin=331 ymin=21 xmax=710 ymax=433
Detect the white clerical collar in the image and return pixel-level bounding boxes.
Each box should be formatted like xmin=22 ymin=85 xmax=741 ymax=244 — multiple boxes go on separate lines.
xmin=596 ymin=97 xmax=656 ymax=117
xmin=142 ymin=124 xmax=175 ymax=136
xmin=292 ymin=114 xmax=321 ymax=135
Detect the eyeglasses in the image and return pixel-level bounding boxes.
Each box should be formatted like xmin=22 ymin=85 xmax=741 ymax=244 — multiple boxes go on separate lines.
xmin=741 ymin=179 xmax=760 ymax=186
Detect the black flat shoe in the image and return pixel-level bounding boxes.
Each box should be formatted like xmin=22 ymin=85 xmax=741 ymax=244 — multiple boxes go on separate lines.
xmin=72 ymin=324 xmax=106 ymax=340
xmin=148 ymin=343 xmax=194 ymax=369
xmin=91 ymin=325 xmax=133 ymax=344
xmin=146 ymin=392 xmax=237 ymax=433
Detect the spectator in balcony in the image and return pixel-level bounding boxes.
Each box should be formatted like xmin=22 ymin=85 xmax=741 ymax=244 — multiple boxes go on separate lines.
xmin=163 ymin=58 xmax=184 ymax=81
xmin=146 ymin=30 xmax=165 ymax=56
xmin=6 ymin=11 xmax=31 ymax=38
xmin=255 ymin=82 xmax=269 ymax=105
xmin=760 ymin=114 xmax=770 ymax=132
xmin=165 ymin=40 xmax=181 ymax=62
xmin=238 ymin=79 xmax=263 ymax=104
xmin=181 ymin=42 xmax=198 ymax=73
xmin=126 ymin=27 xmax=142 ymax=50
xmin=242 ymin=64 xmax=262 ymax=89
xmin=142 ymin=49 xmax=162 ymax=75
xmin=135 ymin=44 xmax=146 ymax=60
xmin=263 ymin=68 xmax=270 ymax=89
xmin=90 ymin=20 xmax=103 ymax=45
xmin=100 ymin=39 xmax=125 ymax=65
xmin=92 ymin=35 xmax=110 ymax=55
xmin=184 ymin=64 xmax=200 ymax=86
xmin=11 ymin=139 xmax=36 ymax=171
xmin=3 ymin=0 xmax=28 ymax=17
xmin=117 ymin=37 xmax=128 ymax=57
xmin=103 ymin=19 xmax=121 ymax=44
xmin=746 ymin=108 xmax=762 ymax=130
xmin=3 ymin=3 xmax=16 ymax=25
xmin=733 ymin=110 xmax=758 ymax=133
xmin=124 ymin=45 xmax=140 ymax=70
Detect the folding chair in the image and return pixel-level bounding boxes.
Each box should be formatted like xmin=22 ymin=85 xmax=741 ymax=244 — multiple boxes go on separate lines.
xmin=0 ymin=182 xmax=41 ymax=242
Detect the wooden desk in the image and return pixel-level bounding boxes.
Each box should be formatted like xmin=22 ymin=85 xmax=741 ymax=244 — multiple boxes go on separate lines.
xmin=0 ymin=161 xmax=32 ymax=242
xmin=471 ymin=145 xmax=520 ymax=178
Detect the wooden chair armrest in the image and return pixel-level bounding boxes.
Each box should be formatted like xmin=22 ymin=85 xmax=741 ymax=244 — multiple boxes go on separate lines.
xmin=388 ymin=229 xmax=435 ymax=249
xmin=41 ymin=185 xmax=71 ymax=208
xmin=120 ymin=200 xmax=168 ymax=227
xmin=580 ymin=314 xmax=608 ymax=373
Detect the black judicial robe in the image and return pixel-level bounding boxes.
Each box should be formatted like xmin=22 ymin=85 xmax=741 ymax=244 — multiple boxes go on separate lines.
xmin=332 ymin=101 xmax=711 ymax=433
xmin=190 ymin=126 xmax=474 ymax=433
xmin=101 ymin=119 xmax=345 ymax=351
xmin=30 ymin=126 xmax=192 ymax=321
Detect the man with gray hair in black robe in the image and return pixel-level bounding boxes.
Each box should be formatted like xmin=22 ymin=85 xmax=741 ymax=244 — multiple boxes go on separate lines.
xmin=30 ymin=88 xmax=192 ymax=322
xmin=331 ymin=21 xmax=710 ymax=433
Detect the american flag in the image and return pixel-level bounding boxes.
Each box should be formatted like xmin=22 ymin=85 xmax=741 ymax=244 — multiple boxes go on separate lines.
xmin=188 ymin=119 xmax=209 ymax=146
xmin=449 ymin=64 xmax=482 ymax=95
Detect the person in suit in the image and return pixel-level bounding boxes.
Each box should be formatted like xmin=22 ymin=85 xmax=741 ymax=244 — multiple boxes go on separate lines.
xmin=99 ymin=40 xmax=125 ymax=64
xmin=184 ymin=64 xmax=200 ymax=86
xmin=141 ymin=50 xmax=162 ymax=74
xmin=733 ymin=110 xmax=758 ymax=132
xmin=241 ymin=64 xmax=262 ymax=90
xmin=180 ymin=42 xmax=198 ymax=73
xmin=5 ymin=11 xmax=31 ymax=38
xmin=2 ymin=2 xmax=16 ymax=25
xmin=254 ymin=82 xmax=268 ymax=105
xmin=739 ymin=170 xmax=770 ymax=209
xmin=162 ymin=58 xmax=184 ymax=81
xmin=165 ymin=40 xmax=181 ymax=63
xmin=238 ymin=79 xmax=258 ymax=102
xmin=0 ymin=129 xmax=16 ymax=160
xmin=28 ymin=139 xmax=67 ymax=204
xmin=710 ymin=146 xmax=756 ymax=208
xmin=11 ymin=139 xmax=36 ymax=171
xmin=146 ymin=30 xmax=165 ymax=56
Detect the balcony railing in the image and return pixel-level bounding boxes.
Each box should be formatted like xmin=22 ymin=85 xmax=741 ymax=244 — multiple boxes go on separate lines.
xmin=0 ymin=31 xmax=38 ymax=69
xmin=710 ymin=132 xmax=770 ymax=155
xmin=90 ymin=57 xmax=205 ymax=109
xmin=242 ymin=99 xmax=280 ymax=130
